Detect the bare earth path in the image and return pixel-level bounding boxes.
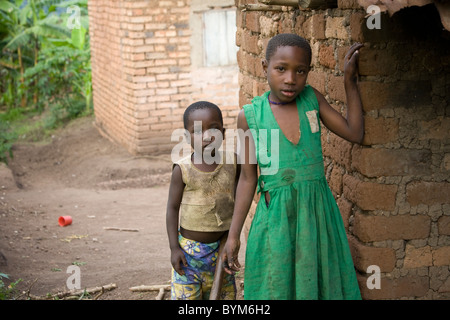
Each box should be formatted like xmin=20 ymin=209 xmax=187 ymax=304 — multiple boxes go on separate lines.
xmin=0 ymin=116 xmax=182 ymax=299
xmin=1 ymin=116 xmax=245 ymax=300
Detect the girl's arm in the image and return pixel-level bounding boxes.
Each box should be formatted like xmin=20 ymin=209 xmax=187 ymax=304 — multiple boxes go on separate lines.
xmin=316 ymin=43 xmax=364 ymax=144
xmin=166 ymin=164 xmax=187 ymax=275
xmin=223 ymin=109 xmax=258 ymax=274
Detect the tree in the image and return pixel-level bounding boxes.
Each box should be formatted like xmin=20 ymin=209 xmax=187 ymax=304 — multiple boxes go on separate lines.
xmin=0 ymin=0 xmax=73 ymax=108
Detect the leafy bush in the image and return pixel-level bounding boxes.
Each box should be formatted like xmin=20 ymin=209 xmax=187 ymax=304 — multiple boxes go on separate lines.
xmin=0 ymin=273 xmax=22 ymax=300
xmin=0 ymin=0 xmax=92 ymax=163
xmin=0 ymin=120 xmax=16 ymax=164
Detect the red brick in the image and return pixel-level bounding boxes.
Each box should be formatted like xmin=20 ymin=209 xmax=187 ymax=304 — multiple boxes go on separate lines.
xmin=348 ymin=236 xmax=396 ymax=273
xmin=404 ymin=245 xmax=433 ymax=268
xmin=359 ymin=80 xmax=431 ymax=111
xmin=240 ymin=73 xmax=254 ymax=98
xmin=353 ymin=213 xmax=431 ymax=242
xmin=433 ymin=246 xmax=450 ymax=266
xmin=343 ymin=175 xmax=397 ymax=211
xmin=319 ymin=45 xmax=336 ymax=69
xmin=130 ymin=53 xmax=145 ymax=61
xmin=236 ymin=27 xmax=242 ymax=47
xmin=294 ymin=15 xmax=308 ymax=39
xmin=438 ymin=216 xmax=450 ymax=236
xmin=362 ymin=116 xmax=399 ymax=145
xmin=406 ymin=181 xmax=450 ymax=206
xmin=307 ymin=70 xmax=326 ymax=94
xmin=327 ymin=74 xmax=346 ymax=102
xmin=239 ymin=90 xmax=252 ymax=108
xmin=349 ymin=11 xmax=365 ymax=42
xmin=358 ymin=81 xmax=390 ymax=111
xmin=352 ymin=147 xmax=432 ymax=177
xmin=278 ymin=15 xmax=294 ymax=34
xmin=325 ymin=16 xmax=347 ymax=40
xmin=310 ymin=14 xmax=326 ymax=40
xmin=245 ymin=11 xmax=260 ymax=33
xmin=358 ymin=47 xmax=397 ymax=76
xmin=241 ymin=29 xmax=260 ymax=55
xmin=236 ymin=8 xmax=244 ymax=29
xmin=238 ymin=50 xmax=257 ymax=75
xmin=358 ymin=274 xmax=429 ymax=300
xmin=418 ymin=117 xmax=450 ymax=141
xmin=338 ymin=0 xmax=360 ymax=9
xmin=322 ymin=132 xmax=352 ymax=170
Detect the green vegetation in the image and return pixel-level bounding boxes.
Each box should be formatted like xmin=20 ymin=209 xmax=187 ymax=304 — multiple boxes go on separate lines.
xmin=0 ymin=272 xmax=22 ymax=300
xmin=0 ymin=0 xmax=92 ymax=163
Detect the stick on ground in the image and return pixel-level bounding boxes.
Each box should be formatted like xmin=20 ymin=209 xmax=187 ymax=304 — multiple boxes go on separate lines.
xmin=209 ymin=233 xmax=228 ymax=300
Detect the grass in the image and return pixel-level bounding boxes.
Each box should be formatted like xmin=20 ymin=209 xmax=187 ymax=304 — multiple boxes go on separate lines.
xmin=0 ymin=102 xmax=93 ymax=164
xmin=1 ymin=108 xmax=50 ymax=144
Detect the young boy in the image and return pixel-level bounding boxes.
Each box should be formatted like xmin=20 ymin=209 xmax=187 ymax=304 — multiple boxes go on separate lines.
xmin=166 ymin=101 xmax=240 ymax=300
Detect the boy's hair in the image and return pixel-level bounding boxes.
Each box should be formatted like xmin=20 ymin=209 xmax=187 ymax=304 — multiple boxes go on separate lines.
xmin=265 ymin=33 xmax=312 ymax=65
xmin=183 ymin=101 xmax=223 ymax=129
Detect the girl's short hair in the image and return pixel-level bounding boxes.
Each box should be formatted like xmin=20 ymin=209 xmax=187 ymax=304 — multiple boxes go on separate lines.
xmin=265 ymin=33 xmax=312 ymax=65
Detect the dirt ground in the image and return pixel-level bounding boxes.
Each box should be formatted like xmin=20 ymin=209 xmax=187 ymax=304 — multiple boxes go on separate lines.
xmin=0 ymin=116 xmax=245 ymax=300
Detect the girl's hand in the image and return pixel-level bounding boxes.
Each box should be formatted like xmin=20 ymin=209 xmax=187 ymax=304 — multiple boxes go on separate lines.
xmin=344 ymin=42 xmax=363 ymax=83
xmin=222 ymin=237 xmax=241 ymax=275
xmin=171 ymin=247 xmax=187 ymax=275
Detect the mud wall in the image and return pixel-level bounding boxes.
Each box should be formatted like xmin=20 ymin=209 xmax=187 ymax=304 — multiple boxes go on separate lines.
xmin=236 ymin=0 xmax=450 ymax=299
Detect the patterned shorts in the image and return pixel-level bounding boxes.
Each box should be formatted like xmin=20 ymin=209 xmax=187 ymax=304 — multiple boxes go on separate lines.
xmin=171 ymin=233 xmax=236 ymax=300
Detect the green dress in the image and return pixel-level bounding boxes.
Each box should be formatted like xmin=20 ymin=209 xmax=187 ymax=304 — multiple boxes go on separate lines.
xmin=243 ymin=85 xmax=361 ymax=300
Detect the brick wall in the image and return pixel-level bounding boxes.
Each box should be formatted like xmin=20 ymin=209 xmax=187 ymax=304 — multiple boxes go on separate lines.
xmin=191 ymin=66 xmax=240 ymax=128
xmin=236 ymin=0 xmax=450 ymax=299
xmin=88 ymin=0 xmax=191 ymax=154
xmin=88 ymin=0 xmax=239 ymax=155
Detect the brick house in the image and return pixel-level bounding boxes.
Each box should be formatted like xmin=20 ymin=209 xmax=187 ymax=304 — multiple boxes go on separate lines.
xmin=88 ymin=0 xmax=450 ymax=299
xmin=88 ymin=0 xmax=239 ymax=154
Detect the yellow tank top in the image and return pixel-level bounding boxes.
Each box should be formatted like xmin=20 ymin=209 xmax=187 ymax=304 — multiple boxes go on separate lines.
xmin=175 ymin=151 xmax=236 ymax=232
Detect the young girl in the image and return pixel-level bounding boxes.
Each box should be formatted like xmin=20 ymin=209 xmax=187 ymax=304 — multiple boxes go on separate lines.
xmin=166 ymin=101 xmax=240 ymax=300
xmin=223 ymin=34 xmax=364 ymax=299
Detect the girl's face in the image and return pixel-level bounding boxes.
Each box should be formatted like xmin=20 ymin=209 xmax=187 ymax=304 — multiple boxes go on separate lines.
xmin=263 ymin=46 xmax=310 ymax=104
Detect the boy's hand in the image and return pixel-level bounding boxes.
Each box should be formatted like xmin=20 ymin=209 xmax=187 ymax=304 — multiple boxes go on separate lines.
xmin=344 ymin=42 xmax=363 ymax=83
xmin=171 ymin=247 xmax=187 ymax=276
xmin=222 ymin=237 xmax=241 ymax=275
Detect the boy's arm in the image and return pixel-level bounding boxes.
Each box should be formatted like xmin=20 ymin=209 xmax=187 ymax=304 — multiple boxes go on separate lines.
xmin=316 ymin=42 xmax=364 ymax=144
xmin=166 ymin=164 xmax=187 ymax=275
xmin=223 ymin=109 xmax=258 ymax=274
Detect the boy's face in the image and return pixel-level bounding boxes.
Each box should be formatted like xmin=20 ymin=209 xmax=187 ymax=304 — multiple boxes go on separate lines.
xmin=262 ymin=45 xmax=310 ymax=104
xmin=185 ymin=108 xmax=224 ymax=154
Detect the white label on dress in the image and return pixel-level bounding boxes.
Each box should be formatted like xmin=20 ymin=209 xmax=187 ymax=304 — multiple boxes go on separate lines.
xmin=306 ymin=110 xmax=319 ymax=133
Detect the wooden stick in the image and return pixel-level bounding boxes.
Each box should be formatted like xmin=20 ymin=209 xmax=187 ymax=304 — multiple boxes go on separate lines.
xmin=29 ymin=283 xmax=117 ymax=300
xmin=129 ymin=284 xmax=171 ymax=292
xmin=155 ymin=287 xmax=165 ymax=300
xmin=103 ymin=227 xmax=139 ymax=232
xmin=93 ymin=286 xmax=105 ymax=300
xmin=259 ymin=0 xmax=298 ymax=5
xmin=240 ymin=4 xmax=284 ymax=11
xmin=209 ymin=233 xmax=228 ymax=300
